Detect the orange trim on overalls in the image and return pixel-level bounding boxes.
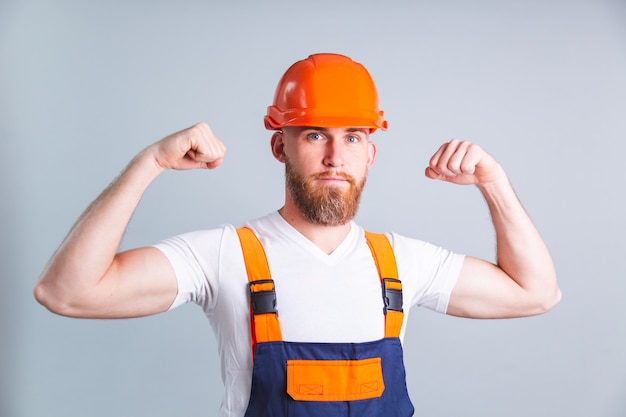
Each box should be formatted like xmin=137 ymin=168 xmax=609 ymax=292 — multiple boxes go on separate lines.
xmin=236 ymin=228 xmax=404 ymax=349
xmin=365 ymin=231 xmax=404 ymax=338
xmin=236 ymin=227 xmax=406 ymax=403
xmin=236 ymin=227 xmax=283 ymax=357
xmin=286 ymin=357 xmax=385 ymax=401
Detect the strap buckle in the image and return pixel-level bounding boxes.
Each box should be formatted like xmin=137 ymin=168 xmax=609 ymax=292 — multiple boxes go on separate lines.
xmin=382 ymin=278 xmax=403 ymax=314
xmin=248 ymin=280 xmax=278 ymax=315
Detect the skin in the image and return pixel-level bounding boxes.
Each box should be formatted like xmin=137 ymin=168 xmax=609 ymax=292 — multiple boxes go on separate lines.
xmin=34 ymin=122 xmax=561 ymax=319
xmin=425 ymin=140 xmax=562 ymax=317
xmin=272 ymin=126 xmax=376 ymax=253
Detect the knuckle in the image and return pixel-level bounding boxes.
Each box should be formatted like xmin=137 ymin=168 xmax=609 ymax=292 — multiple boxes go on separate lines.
xmin=460 ymin=161 xmax=474 ymax=173
xmin=467 ymin=142 xmax=481 ymax=152
xmin=190 ymin=122 xmax=211 ymax=137
xmin=194 ymin=121 xmax=209 ymax=130
xmin=437 ymin=162 xmax=450 ymax=172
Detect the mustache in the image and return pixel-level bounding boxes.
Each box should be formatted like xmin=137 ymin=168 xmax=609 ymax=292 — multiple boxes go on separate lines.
xmin=311 ymin=171 xmax=356 ymax=185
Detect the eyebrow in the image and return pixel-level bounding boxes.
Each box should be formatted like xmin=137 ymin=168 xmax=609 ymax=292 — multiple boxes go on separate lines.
xmin=303 ymin=127 xmax=368 ymax=134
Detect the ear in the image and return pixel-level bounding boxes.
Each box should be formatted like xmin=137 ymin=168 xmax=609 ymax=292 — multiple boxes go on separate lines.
xmin=366 ymin=141 xmax=377 ymax=169
xmin=271 ymin=131 xmax=286 ymax=163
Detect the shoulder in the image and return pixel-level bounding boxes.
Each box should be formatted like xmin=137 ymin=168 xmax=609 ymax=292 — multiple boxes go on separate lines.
xmin=386 ymin=232 xmax=461 ymax=257
xmin=360 ymin=229 xmax=433 ymax=253
xmin=151 ymin=224 xmax=256 ymax=276
xmin=363 ymin=230 xmax=465 ymax=278
xmin=154 ymin=225 xmax=234 ymax=252
xmin=244 ymin=211 xmax=283 ymax=234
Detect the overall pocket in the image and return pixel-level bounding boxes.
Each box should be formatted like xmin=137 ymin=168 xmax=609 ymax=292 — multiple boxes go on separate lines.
xmin=286 ymin=357 xmax=384 ymax=402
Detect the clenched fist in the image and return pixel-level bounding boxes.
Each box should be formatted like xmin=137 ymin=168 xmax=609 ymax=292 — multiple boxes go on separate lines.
xmin=148 ymin=122 xmax=227 ymax=172
xmin=425 ymin=139 xmax=505 ymax=186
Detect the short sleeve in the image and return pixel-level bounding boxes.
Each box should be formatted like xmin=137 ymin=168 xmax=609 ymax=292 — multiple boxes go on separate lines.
xmin=152 ymin=227 xmax=226 ymax=313
xmin=389 ymin=232 xmax=465 ymax=314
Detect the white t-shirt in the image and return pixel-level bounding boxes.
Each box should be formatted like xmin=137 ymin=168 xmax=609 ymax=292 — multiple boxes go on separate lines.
xmin=153 ymin=211 xmax=465 ymax=417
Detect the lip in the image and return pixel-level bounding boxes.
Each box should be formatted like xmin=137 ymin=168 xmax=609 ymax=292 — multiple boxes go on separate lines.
xmin=319 ymin=176 xmax=347 ymax=181
xmin=316 ymin=176 xmax=349 ymax=184
xmin=313 ymin=171 xmax=355 ymax=186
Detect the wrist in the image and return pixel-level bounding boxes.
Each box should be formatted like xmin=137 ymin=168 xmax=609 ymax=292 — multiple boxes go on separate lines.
xmin=476 ymin=170 xmax=520 ymax=213
xmin=476 ymin=164 xmax=508 ymax=190
xmin=122 ymin=148 xmax=166 ymax=190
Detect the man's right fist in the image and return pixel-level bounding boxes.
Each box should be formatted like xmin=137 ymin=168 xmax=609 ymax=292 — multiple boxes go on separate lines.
xmin=150 ymin=122 xmax=227 ymax=171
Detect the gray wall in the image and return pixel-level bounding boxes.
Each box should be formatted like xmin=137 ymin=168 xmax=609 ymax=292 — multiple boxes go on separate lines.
xmin=2 ymin=1 xmax=625 ymax=416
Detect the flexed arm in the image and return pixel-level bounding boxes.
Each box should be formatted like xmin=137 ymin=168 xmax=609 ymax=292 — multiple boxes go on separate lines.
xmin=426 ymin=139 xmax=561 ymax=318
xmin=34 ymin=123 xmax=226 ymax=319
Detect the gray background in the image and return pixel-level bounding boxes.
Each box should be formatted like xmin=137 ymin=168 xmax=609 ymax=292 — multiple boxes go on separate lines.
xmin=2 ymin=0 xmax=625 ymax=416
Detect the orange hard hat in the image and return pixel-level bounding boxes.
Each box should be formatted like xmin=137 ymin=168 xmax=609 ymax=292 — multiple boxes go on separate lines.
xmin=264 ymin=53 xmax=388 ymax=133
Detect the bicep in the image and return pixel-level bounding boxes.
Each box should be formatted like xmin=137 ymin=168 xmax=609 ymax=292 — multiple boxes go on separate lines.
xmin=84 ymin=246 xmax=178 ymax=318
xmin=446 ymin=256 xmax=539 ymax=319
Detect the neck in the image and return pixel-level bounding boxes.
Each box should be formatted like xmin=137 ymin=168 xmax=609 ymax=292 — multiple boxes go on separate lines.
xmin=278 ymin=201 xmax=352 ymax=255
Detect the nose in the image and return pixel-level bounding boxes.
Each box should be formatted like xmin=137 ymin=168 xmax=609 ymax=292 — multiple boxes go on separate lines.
xmin=323 ymin=138 xmax=344 ymax=168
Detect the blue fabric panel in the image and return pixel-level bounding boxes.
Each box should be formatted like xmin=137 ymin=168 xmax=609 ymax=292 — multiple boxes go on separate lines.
xmin=244 ymin=338 xmax=414 ymax=417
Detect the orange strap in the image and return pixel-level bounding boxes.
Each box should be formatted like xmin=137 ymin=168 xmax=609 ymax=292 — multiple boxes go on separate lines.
xmin=236 ymin=227 xmax=283 ymax=357
xmin=365 ymin=231 xmax=404 ymax=338
xmin=236 ymin=228 xmax=404 ymax=357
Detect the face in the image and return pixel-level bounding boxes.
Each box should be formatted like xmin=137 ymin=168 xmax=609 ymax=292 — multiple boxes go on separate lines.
xmin=272 ymin=127 xmax=377 ymax=225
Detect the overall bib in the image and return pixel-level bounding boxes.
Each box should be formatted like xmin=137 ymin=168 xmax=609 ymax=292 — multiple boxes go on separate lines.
xmin=237 ymin=228 xmax=415 ymax=417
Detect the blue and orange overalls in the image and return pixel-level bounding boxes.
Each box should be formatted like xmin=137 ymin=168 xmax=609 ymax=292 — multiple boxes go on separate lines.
xmin=236 ymin=227 xmax=415 ymax=417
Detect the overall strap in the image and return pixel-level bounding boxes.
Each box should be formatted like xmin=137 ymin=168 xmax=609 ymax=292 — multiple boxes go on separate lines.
xmin=236 ymin=227 xmax=404 ymax=356
xmin=236 ymin=227 xmax=283 ymax=358
xmin=365 ymin=231 xmax=404 ymax=338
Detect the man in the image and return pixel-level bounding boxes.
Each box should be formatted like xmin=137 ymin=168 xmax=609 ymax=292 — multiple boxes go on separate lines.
xmin=34 ymin=53 xmax=561 ymax=416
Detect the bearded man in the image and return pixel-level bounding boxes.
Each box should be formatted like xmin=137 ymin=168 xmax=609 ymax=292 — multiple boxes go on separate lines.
xmin=34 ymin=53 xmax=560 ymax=417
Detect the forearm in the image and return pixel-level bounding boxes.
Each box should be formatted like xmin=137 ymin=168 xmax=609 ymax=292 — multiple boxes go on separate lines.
xmin=478 ymin=172 xmax=561 ymax=307
xmin=35 ymin=149 xmax=163 ymax=309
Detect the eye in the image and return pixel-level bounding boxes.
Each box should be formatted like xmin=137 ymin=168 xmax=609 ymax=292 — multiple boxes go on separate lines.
xmin=307 ymin=132 xmax=324 ymax=141
xmin=346 ymin=135 xmax=360 ymax=143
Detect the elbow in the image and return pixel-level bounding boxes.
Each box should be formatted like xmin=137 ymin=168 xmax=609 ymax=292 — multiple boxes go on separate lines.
xmin=33 ymin=280 xmax=50 ymax=309
xmin=534 ymin=286 xmax=562 ymax=315
xmin=33 ymin=280 xmax=61 ymax=315
xmin=33 ymin=280 xmax=79 ymax=317
xmin=548 ymin=287 xmax=563 ymax=310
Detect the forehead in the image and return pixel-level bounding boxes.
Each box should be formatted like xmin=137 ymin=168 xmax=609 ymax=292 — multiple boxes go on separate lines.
xmin=284 ymin=126 xmax=369 ymax=136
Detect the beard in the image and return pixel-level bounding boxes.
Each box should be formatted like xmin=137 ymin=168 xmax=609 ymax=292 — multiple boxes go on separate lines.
xmin=285 ymin=158 xmax=367 ymax=226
